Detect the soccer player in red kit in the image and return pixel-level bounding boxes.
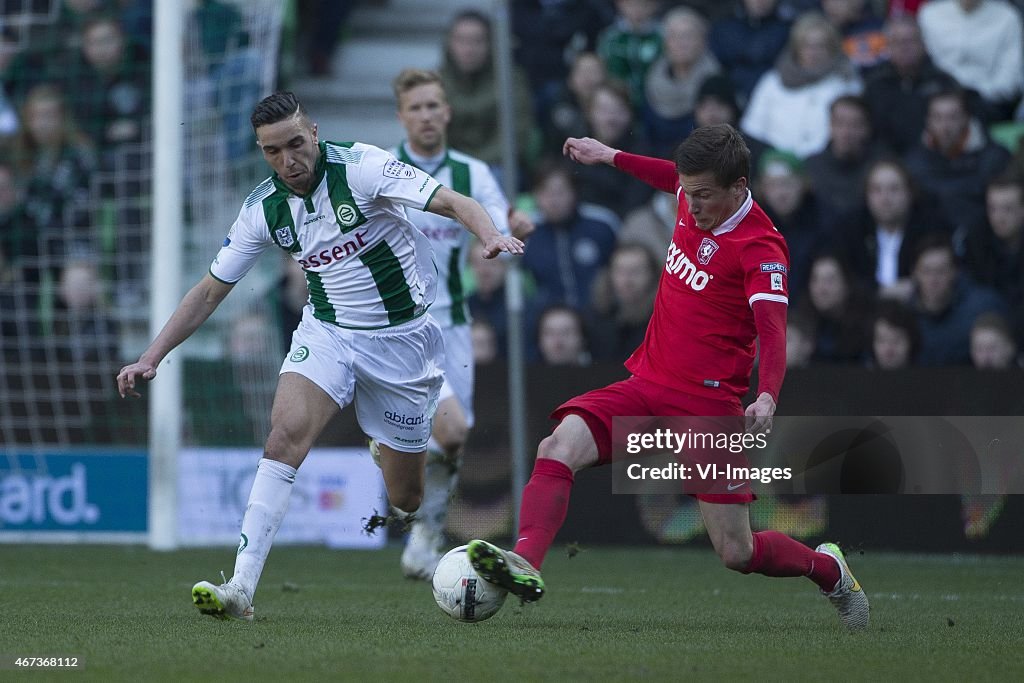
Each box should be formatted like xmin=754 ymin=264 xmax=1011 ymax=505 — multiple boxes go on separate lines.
xmin=467 ymin=125 xmax=869 ymax=630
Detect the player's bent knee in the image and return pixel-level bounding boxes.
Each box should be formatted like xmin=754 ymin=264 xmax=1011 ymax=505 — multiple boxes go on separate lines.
xmin=717 ymin=540 xmax=754 ymax=572
xmin=264 ymin=428 xmax=306 ymax=469
xmin=433 ymin=415 xmax=469 ymax=453
xmin=536 ymin=432 xmax=592 ymax=472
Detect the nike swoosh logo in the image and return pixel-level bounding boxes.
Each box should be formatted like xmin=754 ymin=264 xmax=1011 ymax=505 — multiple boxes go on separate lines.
xmin=517 ymin=537 xmax=528 ymax=543
xmin=726 ymin=482 xmax=746 ymax=491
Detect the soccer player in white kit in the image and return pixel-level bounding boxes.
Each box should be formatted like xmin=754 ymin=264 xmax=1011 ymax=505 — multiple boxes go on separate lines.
xmin=388 ymin=68 xmax=535 ymax=579
xmin=115 ymin=92 xmax=523 ymax=620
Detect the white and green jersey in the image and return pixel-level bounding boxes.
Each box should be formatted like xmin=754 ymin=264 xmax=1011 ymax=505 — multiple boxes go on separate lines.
xmin=211 ymin=141 xmax=442 ymax=329
xmin=391 ymin=143 xmax=509 ymax=328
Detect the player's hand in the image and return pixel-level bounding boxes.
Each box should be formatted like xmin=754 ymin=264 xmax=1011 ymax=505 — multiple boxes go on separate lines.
xmin=117 ymin=361 xmax=157 ymax=399
xmin=563 ymin=137 xmax=619 ymax=166
xmin=744 ymin=392 xmax=776 ymax=435
xmin=480 ymin=233 xmax=524 ymax=259
xmin=508 ymin=209 xmax=535 ymax=241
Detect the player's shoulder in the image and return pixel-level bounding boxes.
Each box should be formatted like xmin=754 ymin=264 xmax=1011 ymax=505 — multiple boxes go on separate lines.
xmin=740 ymin=200 xmax=784 ymax=238
xmin=323 ymin=140 xmax=372 ymax=166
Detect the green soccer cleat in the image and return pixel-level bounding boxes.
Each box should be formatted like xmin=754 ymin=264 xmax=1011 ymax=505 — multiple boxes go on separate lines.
xmin=192 ymin=580 xmax=254 ymax=622
xmin=816 ymin=542 xmax=869 ymax=631
xmin=466 ymin=540 xmax=545 ymax=602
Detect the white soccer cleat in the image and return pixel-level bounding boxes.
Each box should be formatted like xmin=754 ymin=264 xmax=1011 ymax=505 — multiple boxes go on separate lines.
xmin=816 ymin=542 xmax=869 ymax=631
xmin=401 ymin=525 xmax=443 ymax=581
xmin=191 ymin=580 xmax=254 ymax=622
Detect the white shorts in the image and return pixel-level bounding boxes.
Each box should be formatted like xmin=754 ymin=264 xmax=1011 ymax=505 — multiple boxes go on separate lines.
xmin=281 ymin=307 xmax=445 ymax=453
xmin=436 ymin=321 xmax=475 ymax=427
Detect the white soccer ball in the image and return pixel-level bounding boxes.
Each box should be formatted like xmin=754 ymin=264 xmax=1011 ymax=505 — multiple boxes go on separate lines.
xmin=431 ymin=545 xmax=507 ymax=622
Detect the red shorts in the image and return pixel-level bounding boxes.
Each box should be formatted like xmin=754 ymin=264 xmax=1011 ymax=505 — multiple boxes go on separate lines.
xmin=551 ymin=375 xmax=754 ymax=504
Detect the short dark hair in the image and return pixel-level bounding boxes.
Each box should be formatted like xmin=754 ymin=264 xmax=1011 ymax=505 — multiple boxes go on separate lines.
xmin=673 ymin=124 xmax=749 ymax=187
xmin=532 ymin=157 xmax=579 ymax=193
xmin=910 ymin=231 xmax=957 ymax=269
xmin=251 ymin=91 xmax=307 ymax=131
xmin=873 ymin=299 xmax=921 ymax=360
xmin=830 ymin=94 xmax=870 ymax=121
xmin=926 ymin=86 xmax=969 ymax=114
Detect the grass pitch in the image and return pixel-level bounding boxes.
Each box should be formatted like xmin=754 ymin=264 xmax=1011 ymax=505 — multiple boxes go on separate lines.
xmin=1 ymin=544 xmax=1022 ymax=682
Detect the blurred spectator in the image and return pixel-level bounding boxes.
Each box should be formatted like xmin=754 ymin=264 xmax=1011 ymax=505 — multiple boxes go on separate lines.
xmin=641 ymin=7 xmax=721 ymax=155
xmin=862 ymin=15 xmax=961 ymax=156
xmin=187 ymin=0 xmax=262 ymax=163
xmin=597 ymin=0 xmax=663 ymax=107
xmin=786 ymin=309 xmax=817 ymax=367
xmin=903 ymin=87 xmax=1011 ymax=236
xmin=918 ymin=0 xmax=1024 ymax=121
xmin=870 ymin=298 xmax=921 ymax=368
xmin=576 ymin=80 xmax=655 ymax=216
xmin=3 ymin=0 xmax=120 ymax=104
xmin=619 ymin=190 xmax=676 ymax=264
xmin=821 ymin=0 xmax=887 ymax=72
xmin=755 ymin=150 xmax=828 ymax=302
xmin=536 ymin=304 xmax=591 ymax=366
xmin=543 ymin=51 xmax=607 ymax=153
xmin=692 ymin=74 xmax=767 ymax=173
xmin=64 ymin=15 xmax=150 ymax=155
xmin=119 ymin=0 xmax=154 ymax=53
xmin=523 ymin=160 xmax=618 ymax=309
xmin=51 ymin=258 xmax=119 ymax=437
xmin=13 ymin=84 xmax=96 ymax=261
xmin=799 ymin=251 xmax=872 ymax=363
xmin=741 ymin=11 xmax=862 ymax=158
xmin=467 ymin=242 xmax=511 ymax=355
xmin=840 ymin=158 xmax=952 ymax=300
xmin=587 ymin=242 xmax=659 ymax=361
xmin=440 ymin=10 xmax=538 ymax=177
xmin=471 ymin=318 xmax=499 ymax=365
xmin=512 ymin=0 xmax=614 ymax=125
xmin=909 ymin=233 xmax=1007 ymax=365
xmin=970 ymin=311 xmax=1020 ymax=368
xmin=962 ymin=175 xmax=1024 ymax=340
xmin=296 ymin=0 xmax=354 ymax=77
xmin=804 ymin=95 xmax=883 ymax=221
xmin=0 ymin=160 xmax=40 ymax=287
xmin=709 ymin=0 xmax=792 ymax=105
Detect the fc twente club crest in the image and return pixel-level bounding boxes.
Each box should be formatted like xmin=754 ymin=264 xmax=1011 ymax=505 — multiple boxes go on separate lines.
xmin=697 ymin=237 xmax=719 ymax=265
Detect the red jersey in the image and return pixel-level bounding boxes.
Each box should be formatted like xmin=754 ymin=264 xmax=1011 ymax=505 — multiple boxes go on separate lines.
xmin=616 ymin=155 xmax=790 ymax=401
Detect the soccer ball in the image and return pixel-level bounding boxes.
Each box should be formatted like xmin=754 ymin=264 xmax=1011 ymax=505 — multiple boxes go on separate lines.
xmin=431 ymin=545 xmax=507 ymax=622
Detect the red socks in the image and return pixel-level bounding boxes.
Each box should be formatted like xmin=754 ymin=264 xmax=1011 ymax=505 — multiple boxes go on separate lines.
xmin=512 ymin=458 xmax=575 ymax=569
xmin=744 ymin=530 xmax=841 ymax=592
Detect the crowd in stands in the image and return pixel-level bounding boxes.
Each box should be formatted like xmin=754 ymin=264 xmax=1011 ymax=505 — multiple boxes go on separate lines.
xmin=4 ymin=1 xmax=1024 ymax=442
xmin=470 ymin=0 xmax=1024 ymax=370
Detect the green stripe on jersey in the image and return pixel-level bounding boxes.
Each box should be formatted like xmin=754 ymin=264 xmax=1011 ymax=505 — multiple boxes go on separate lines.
xmin=448 ymin=157 xmax=471 ymax=196
xmin=305 ymin=270 xmax=336 ymax=323
xmin=447 ymin=246 xmax=467 ymax=326
xmin=263 ymin=193 xmax=300 ymax=253
xmin=326 ymin=142 xmax=367 ymax=234
xmin=359 ymin=240 xmax=416 ymax=325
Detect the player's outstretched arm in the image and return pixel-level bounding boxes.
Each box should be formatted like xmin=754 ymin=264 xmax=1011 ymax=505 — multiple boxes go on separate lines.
xmin=565 ymin=137 xmax=678 ymax=193
xmin=427 ymin=186 xmax=524 ymax=259
xmin=117 ymin=274 xmax=234 ymax=398
xmin=563 ymin=137 xmax=618 ymax=166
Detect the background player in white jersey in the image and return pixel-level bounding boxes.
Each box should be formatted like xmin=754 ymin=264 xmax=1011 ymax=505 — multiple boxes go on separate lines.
xmin=115 ymin=91 xmax=523 ymax=621
xmin=388 ymin=68 xmax=534 ymax=579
